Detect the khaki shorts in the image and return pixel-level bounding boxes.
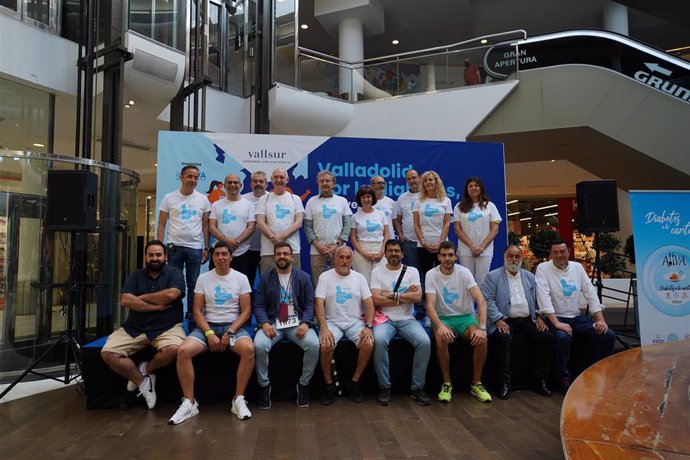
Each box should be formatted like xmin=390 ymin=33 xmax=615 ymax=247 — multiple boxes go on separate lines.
xmin=101 ymin=324 xmax=186 ymax=356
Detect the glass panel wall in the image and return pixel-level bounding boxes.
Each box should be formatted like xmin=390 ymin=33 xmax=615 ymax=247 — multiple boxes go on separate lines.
xmin=0 ymin=152 xmax=138 ymax=382
xmin=274 ymin=0 xmax=296 ymax=86
xmin=23 ymin=0 xmax=49 ymax=26
xmin=0 ymin=77 xmax=51 ymax=153
xmin=128 ymin=0 xmax=185 ymax=51
xmin=0 ymin=0 xmax=19 ymax=14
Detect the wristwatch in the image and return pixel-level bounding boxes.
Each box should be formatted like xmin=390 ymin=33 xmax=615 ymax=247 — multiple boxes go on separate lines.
xmin=479 ymin=325 xmax=487 ymax=331
xmin=365 ymin=323 xmax=373 ymax=329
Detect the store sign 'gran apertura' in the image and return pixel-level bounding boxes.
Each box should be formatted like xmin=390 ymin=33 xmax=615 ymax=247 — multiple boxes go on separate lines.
xmin=483 ymin=44 xmax=539 ymax=80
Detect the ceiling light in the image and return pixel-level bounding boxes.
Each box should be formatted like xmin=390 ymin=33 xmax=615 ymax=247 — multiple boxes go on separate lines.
xmin=128 ymin=100 xmax=135 ymax=105
xmin=508 ymin=212 xmax=520 ymax=216
xmin=32 ymin=143 xmax=45 ymax=147
xmin=154 ymin=163 xmax=158 ymax=167
xmin=480 ymin=39 xmax=488 ymax=44
xmin=124 ymin=104 xmax=131 ymax=108
xmin=544 ymin=212 xmax=559 ymax=217
xmin=520 ymin=217 xmax=532 ymax=221
xmin=300 ymin=24 xmax=308 ymax=29
xmin=534 ymin=204 xmax=558 ymax=211
xmin=392 ymin=39 xmax=399 ymax=45
xmin=506 ymin=199 xmax=518 ymax=205
xmin=551 ymin=159 xmax=556 ymax=163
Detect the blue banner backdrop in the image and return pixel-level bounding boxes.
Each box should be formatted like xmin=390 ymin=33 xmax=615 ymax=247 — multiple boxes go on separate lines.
xmin=157 ymin=133 xmax=506 ymax=274
xmin=630 ymin=191 xmax=690 ymax=345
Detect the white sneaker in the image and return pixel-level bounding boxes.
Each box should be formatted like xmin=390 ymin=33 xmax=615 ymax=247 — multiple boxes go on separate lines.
xmin=127 ymin=361 xmax=149 ymax=392
xmin=168 ymin=398 xmax=199 ymax=425
xmin=231 ymin=395 xmax=252 ymax=420
xmin=137 ymin=374 xmax=157 ymax=409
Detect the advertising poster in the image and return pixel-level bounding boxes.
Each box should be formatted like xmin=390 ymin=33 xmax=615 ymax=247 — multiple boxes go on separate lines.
xmin=156 ymin=132 xmax=506 ymax=274
xmin=630 ymin=191 xmax=690 ymax=345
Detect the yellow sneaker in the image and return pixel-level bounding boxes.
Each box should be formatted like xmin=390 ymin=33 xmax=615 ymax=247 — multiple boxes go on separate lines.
xmin=470 ymin=382 xmax=492 ymax=403
xmin=437 ymin=382 xmax=453 ymax=402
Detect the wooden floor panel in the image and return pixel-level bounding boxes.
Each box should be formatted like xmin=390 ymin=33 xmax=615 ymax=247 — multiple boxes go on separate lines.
xmin=0 ymin=387 xmax=564 ymax=459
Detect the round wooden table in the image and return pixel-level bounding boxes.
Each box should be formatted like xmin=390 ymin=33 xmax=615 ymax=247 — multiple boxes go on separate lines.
xmin=561 ymin=339 xmax=690 ymax=459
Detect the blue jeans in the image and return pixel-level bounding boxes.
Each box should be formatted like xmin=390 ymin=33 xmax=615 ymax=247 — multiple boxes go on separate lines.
xmin=167 ymin=245 xmax=203 ymax=314
xmin=549 ymin=315 xmax=616 ymax=380
xmin=254 ymin=325 xmax=319 ymax=387
xmin=373 ymin=319 xmax=431 ymax=390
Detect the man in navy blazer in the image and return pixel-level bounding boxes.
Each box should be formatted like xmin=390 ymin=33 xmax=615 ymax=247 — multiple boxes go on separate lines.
xmin=481 ymin=245 xmax=553 ymax=399
xmin=253 ymin=242 xmax=319 ymax=409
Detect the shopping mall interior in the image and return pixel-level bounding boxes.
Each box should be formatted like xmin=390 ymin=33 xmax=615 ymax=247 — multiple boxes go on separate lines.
xmin=0 ymin=1 xmax=689 ymax=458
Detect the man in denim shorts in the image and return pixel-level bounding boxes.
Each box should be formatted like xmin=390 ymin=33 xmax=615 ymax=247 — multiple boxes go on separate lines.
xmin=425 ymin=241 xmax=492 ymax=403
xmin=101 ymin=239 xmax=186 ymax=410
xmin=169 ymin=242 xmax=254 ymax=425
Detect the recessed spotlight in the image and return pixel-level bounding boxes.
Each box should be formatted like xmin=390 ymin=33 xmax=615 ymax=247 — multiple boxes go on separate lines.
xmin=551 ymin=159 xmax=555 ymax=163
xmin=480 ymin=39 xmax=488 ymax=44
xmin=392 ymin=39 xmax=399 ymax=45
xmin=124 ymin=104 xmax=131 ymax=108
xmin=154 ymin=163 xmax=158 ymax=167
xmin=32 ymin=143 xmax=45 ymax=147
xmin=128 ymin=100 xmax=135 ymax=105
xmin=300 ymin=24 xmax=308 ymax=29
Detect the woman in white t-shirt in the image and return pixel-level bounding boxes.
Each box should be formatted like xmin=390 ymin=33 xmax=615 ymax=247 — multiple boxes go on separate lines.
xmin=413 ymin=170 xmax=452 ymax=280
xmin=349 ymin=185 xmax=389 ymax=284
xmin=453 ymin=176 xmax=502 ymax=287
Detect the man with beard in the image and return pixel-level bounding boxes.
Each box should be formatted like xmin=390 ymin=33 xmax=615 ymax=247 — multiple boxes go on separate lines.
xmin=481 ymin=245 xmax=554 ymax=400
xmin=426 ymin=241 xmax=492 ymax=403
xmin=209 ymin=173 xmax=256 ymax=280
xmin=157 ymin=165 xmax=211 ymax=314
xmin=169 ymin=242 xmax=254 ymax=425
xmin=101 ymin=240 xmax=186 ymax=410
xmin=242 ymin=171 xmax=268 ymax=287
xmin=315 ymin=245 xmax=375 ymax=405
xmin=370 ymin=240 xmax=430 ymax=406
xmin=252 ymin=242 xmax=319 ymax=409
xmin=304 ymin=170 xmax=352 ymax=286
xmin=256 ymin=168 xmax=305 ymax=273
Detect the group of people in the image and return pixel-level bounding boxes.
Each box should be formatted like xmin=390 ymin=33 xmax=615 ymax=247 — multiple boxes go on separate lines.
xmin=100 ymin=164 xmax=616 ymax=426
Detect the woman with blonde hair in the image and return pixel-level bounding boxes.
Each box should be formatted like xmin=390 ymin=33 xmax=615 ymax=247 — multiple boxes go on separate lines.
xmin=413 ymin=171 xmax=453 ymax=314
xmin=453 ymin=176 xmax=502 ymax=287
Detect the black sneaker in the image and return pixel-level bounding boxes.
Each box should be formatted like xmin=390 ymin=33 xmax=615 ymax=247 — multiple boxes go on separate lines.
xmin=377 ymin=387 xmax=391 ymax=406
xmin=320 ymin=383 xmax=336 ymax=406
xmin=347 ymin=380 xmax=364 ymax=403
xmin=296 ymin=383 xmax=310 ymax=408
xmin=258 ymin=385 xmax=271 ymax=410
xmin=411 ymin=388 xmax=430 ymax=406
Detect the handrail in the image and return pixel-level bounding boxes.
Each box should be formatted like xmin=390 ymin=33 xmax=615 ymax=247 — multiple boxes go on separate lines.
xmin=297 ymin=29 xmax=527 ymax=67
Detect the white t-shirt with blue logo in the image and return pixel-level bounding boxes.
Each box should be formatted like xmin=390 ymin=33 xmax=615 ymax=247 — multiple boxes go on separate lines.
xmin=315 ymin=269 xmax=372 ymax=329
xmin=394 ymin=191 xmax=420 ymax=242
xmin=413 ymin=197 xmax=452 ymax=247
xmin=374 ymin=196 xmax=397 ymax=240
xmin=159 ymin=190 xmax=211 ymax=249
xmin=453 ymin=201 xmax=502 ymax=257
xmin=210 ymin=197 xmax=255 ymax=257
xmin=304 ymin=194 xmax=352 ymax=255
xmin=194 ymin=269 xmax=252 ymax=323
xmin=425 ymin=264 xmax=477 ymax=317
xmin=370 ymin=265 xmax=421 ymax=321
xmin=241 ymin=191 xmax=266 ymax=252
xmin=351 ymin=208 xmax=388 ymax=244
xmin=256 ymin=192 xmax=305 ymax=256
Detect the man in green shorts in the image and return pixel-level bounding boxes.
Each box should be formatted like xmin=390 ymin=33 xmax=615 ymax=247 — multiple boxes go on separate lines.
xmin=425 ymin=241 xmax=491 ymax=403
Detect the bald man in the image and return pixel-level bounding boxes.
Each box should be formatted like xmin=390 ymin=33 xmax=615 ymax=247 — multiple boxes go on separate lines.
xmin=209 ymin=174 xmax=257 ymax=281
xmin=256 ymin=168 xmax=305 ymax=272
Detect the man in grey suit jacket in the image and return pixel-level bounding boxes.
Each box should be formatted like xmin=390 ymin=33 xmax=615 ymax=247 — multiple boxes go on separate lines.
xmin=481 ymin=245 xmax=553 ymax=399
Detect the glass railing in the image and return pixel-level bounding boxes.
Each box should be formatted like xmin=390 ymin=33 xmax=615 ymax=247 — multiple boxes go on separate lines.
xmin=293 ymin=30 xmax=526 ymax=102
xmin=128 ymin=0 xmax=186 ymax=52
xmin=0 ymin=151 xmax=138 ymax=381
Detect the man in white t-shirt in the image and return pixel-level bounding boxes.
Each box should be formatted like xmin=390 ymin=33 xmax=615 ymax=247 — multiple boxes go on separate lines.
xmin=371 ymin=175 xmax=396 ymax=240
xmin=157 ymin=165 xmax=211 ymax=313
xmin=256 ymin=168 xmax=305 ymax=273
xmin=210 ymin=174 xmax=256 ymax=281
xmin=304 ymin=170 xmax=352 ymax=286
xmin=426 ymin=241 xmax=492 ymax=404
xmin=394 ymin=169 xmax=420 ymax=268
xmin=535 ymin=239 xmax=616 ymax=393
xmin=315 ymin=246 xmax=375 ymax=405
xmin=168 ymin=242 xmax=254 ymax=425
xmin=241 ymin=171 xmax=267 ymax=288
xmin=370 ymin=240 xmax=430 ymax=406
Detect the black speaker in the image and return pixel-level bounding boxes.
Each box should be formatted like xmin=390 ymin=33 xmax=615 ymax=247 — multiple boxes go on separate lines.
xmin=576 ymin=180 xmax=619 ymax=233
xmin=46 ymin=170 xmax=97 ymax=231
